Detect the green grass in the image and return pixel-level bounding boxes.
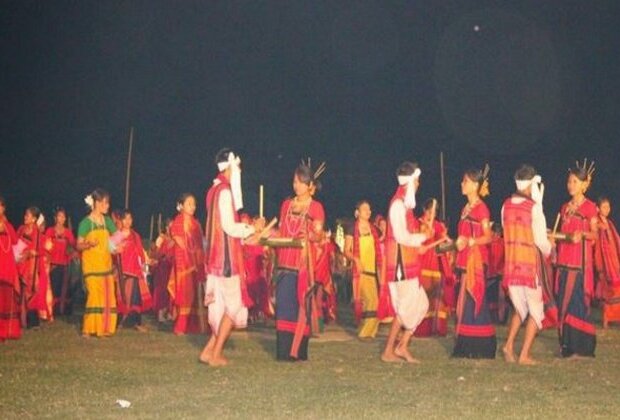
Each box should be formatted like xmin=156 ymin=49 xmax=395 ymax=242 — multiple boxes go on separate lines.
xmin=2 ymin=309 xmax=620 ymax=419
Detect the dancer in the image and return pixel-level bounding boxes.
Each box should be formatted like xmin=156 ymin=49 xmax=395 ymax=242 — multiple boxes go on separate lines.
xmin=452 ymin=166 xmax=497 ymax=359
xmin=200 ymin=149 xmax=260 ymax=366
xmin=168 ymin=193 xmax=206 ymax=335
xmin=16 ymin=207 xmax=50 ymax=328
xmin=415 ymin=198 xmax=455 ymax=337
xmin=554 ymin=160 xmax=598 ymax=358
xmin=501 ymin=165 xmax=552 ymax=365
xmin=0 ymin=196 xmax=21 ymax=341
xmin=344 ymin=200 xmax=383 ymax=339
xmin=77 ymin=190 xmax=120 ymax=337
xmin=273 ymin=160 xmax=325 ymax=361
xmin=381 ymin=161 xmax=429 ymax=363
xmin=117 ymin=209 xmax=152 ymax=332
xmin=45 ymin=207 xmax=76 ymax=315
xmin=594 ymin=197 xmax=620 ymax=328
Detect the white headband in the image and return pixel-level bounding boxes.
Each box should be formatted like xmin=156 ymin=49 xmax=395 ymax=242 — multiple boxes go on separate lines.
xmin=397 ymin=168 xmax=421 ymax=186
xmin=515 ymin=175 xmax=541 ymax=191
xmin=397 ymin=168 xmax=421 ymax=209
xmin=216 ymin=152 xmax=244 ymax=211
xmin=217 ymin=152 xmax=241 ymax=172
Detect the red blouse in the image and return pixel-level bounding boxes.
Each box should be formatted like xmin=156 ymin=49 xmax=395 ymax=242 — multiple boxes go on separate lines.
xmin=456 ymin=201 xmax=490 ymax=269
xmin=276 ymin=198 xmax=325 ymax=270
xmin=45 ymin=226 xmax=76 ymax=266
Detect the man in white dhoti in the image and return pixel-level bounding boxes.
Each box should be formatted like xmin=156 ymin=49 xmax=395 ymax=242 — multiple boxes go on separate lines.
xmin=381 ymin=161 xmax=429 ymax=363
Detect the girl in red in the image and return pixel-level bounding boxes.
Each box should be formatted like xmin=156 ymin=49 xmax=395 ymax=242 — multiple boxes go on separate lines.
xmin=0 ymin=196 xmax=21 ymax=341
xmin=241 ymin=215 xmax=269 ymax=323
xmin=167 ymin=194 xmax=206 ymax=335
xmin=274 ymin=162 xmax=325 ymax=361
xmin=452 ymin=167 xmax=497 ymax=359
xmin=486 ymin=223 xmax=507 ymax=324
xmin=16 ymin=207 xmax=51 ymax=328
xmin=118 ymin=209 xmax=152 ymax=332
xmin=594 ymin=197 xmax=620 ymax=329
xmin=45 ymin=207 xmax=76 ymax=316
xmin=555 ymin=163 xmax=598 ymax=357
xmin=415 ymin=198 xmax=455 ymax=337
xmin=314 ymin=230 xmax=337 ymax=328
xmin=151 ymin=219 xmax=174 ymax=323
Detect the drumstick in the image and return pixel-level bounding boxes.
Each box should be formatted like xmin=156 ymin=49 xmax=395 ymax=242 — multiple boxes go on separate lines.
xmin=259 ymin=184 xmax=264 ymax=219
xmin=259 ymin=217 xmax=278 ymax=238
xmin=422 ymin=237 xmax=449 ymax=250
xmin=552 ymin=212 xmax=561 ymax=235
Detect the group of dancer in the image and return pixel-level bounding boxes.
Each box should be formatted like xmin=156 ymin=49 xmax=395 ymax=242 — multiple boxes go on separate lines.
xmin=1 ymin=150 xmax=620 ymax=367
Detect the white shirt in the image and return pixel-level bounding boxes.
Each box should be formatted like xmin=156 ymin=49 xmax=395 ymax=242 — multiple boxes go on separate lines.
xmin=501 ymin=196 xmax=552 ymax=257
xmin=218 ymin=189 xmax=255 ymax=239
xmin=388 ymin=199 xmax=427 ymax=248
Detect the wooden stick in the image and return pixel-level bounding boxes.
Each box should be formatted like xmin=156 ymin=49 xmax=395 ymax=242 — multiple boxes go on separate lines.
xmin=440 ymin=151 xmax=446 ymax=221
xmin=157 ymin=213 xmax=162 ymax=234
xmin=552 ymin=212 xmax=561 ymax=235
xmin=124 ymin=127 xmax=134 ymax=209
xmin=149 ymin=214 xmax=154 ymax=242
xmin=259 ymin=217 xmax=278 ymax=239
xmin=423 ymin=237 xmax=449 ymax=250
xmin=259 ymin=184 xmax=264 ymax=218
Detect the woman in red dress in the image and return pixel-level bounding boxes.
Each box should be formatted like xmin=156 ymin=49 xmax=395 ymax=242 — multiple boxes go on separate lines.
xmin=594 ymin=197 xmax=620 ymax=328
xmin=117 ymin=209 xmax=152 ymax=331
xmin=452 ymin=167 xmax=497 ymax=359
xmin=274 ymin=162 xmax=325 ymax=361
xmin=151 ymin=218 xmax=174 ymax=323
xmin=554 ymin=163 xmax=598 ymax=357
xmin=45 ymin=207 xmax=76 ymax=316
xmin=415 ymin=198 xmax=455 ymax=337
xmin=167 ymin=194 xmax=206 ymax=335
xmin=16 ymin=206 xmax=51 ymax=328
xmin=0 ymin=196 xmax=21 ymax=341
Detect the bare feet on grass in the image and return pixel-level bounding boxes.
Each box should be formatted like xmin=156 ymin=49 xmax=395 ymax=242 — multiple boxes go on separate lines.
xmin=381 ymin=351 xmax=402 ymax=363
xmin=502 ymin=346 xmax=516 ymax=363
xmin=518 ymin=357 xmax=539 ymax=366
xmin=208 ymin=356 xmax=229 ymax=367
xmin=394 ymin=346 xmax=420 ymax=364
xmin=199 ymin=348 xmax=213 ymax=364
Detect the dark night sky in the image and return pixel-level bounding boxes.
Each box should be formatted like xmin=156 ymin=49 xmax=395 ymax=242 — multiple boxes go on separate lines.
xmin=1 ymin=1 xmax=619 ymax=236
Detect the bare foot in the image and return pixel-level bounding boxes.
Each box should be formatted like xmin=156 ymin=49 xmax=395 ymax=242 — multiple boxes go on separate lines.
xmin=208 ymin=356 xmax=229 ymax=367
xmin=81 ymin=333 xmax=90 ymax=339
xmin=518 ymin=357 xmax=539 ymax=366
xmin=394 ymin=347 xmax=420 ymax=364
xmin=381 ymin=352 xmax=402 ymax=363
xmin=135 ymin=325 xmax=148 ymax=333
xmin=199 ymin=348 xmax=214 ymax=364
xmin=502 ymin=347 xmax=517 ymax=363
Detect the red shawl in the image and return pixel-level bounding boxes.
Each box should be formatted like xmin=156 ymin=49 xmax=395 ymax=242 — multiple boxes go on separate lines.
xmin=595 ymin=216 xmax=620 ymax=288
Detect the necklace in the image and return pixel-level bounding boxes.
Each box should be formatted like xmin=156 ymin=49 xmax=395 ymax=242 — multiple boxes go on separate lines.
xmin=284 ymin=198 xmax=310 ymax=237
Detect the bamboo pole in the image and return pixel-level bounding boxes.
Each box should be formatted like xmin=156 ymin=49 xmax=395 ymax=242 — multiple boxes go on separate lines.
xmin=440 ymin=151 xmax=446 ymax=221
xmin=124 ymin=127 xmax=134 ymax=209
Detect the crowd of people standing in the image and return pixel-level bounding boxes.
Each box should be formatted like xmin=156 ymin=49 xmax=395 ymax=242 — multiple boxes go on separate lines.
xmin=1 ymin=151 xmax=619 ymax=368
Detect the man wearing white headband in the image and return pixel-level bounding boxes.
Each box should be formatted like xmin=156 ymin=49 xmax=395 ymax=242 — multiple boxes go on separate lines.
xmin=201 ymin=148 xmax=260 ymax=367
xmin=501 ymin=164 xmax=552 ymax=365
xmin=381 ymin=161 xmax=429 ymax=363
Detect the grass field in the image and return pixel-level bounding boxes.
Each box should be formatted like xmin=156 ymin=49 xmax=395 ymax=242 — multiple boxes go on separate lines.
xmin=2 ymin=308 xmax=620 ymax=419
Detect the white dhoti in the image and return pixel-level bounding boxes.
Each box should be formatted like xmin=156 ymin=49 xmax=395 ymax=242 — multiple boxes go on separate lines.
xmin=388 ymin=278 xmax=429 ymax=332
xmin=508 ymin=284 xmax=544 ymax=330
xmin=206 ymin=274 xmax=248 ymax=334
